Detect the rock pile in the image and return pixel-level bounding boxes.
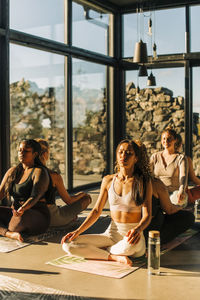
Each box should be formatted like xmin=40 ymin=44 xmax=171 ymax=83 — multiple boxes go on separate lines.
xmin=126 ymin=82 xmax=200 ymax=175
xmin=9 ymin=79 xmax=200 ymax=179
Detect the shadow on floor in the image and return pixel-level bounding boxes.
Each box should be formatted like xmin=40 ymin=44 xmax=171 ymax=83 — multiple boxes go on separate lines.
xmin=0 ymin=267 xmax=59 ymax=275
xmin=159 ymin=270 xmax=200 ymax=277
xmin=0 ymin=290 xmax=143 ymax=300
xmin=46 ymin=216 xmax=111 ymax=244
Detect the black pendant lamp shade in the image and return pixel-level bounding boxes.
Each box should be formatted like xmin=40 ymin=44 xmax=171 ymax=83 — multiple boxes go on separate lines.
xmin=133 ymin=39 xmax=148 ymax=63
xmin=147 ymin=71 xmax=156 ymax=86
xmin=138 ymin=64 xmax=148 ymax=77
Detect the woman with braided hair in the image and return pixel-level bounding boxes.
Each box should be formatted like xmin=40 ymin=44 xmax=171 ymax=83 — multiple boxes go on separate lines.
xmin=133 ymin=140 xmax=194 ymax=245
xmin=61 ymin=139 xmax=152 ymax=266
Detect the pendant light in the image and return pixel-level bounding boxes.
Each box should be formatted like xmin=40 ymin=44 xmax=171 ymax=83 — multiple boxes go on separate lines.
xmin=147 ymin=71 xmax=156 ymax=86
xmin=133 ymin=7 xmax=148 ymax=63
xmin=133 ymin=40 xmax=148 ymax=63
xmin=153 ymin=43 xmax=158 ymax=60
xmin=147 ymin=10 xmax=156 ymax=86
xmin=138 ymin=64 xmax=148 ymax=77
xmin=135 ymin=72 xmax=140 ymax=101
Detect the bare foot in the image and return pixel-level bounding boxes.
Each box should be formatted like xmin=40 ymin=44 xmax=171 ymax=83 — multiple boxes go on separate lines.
xmin=108 ymin=254 xmax=133 ymax=266
xmin=5 ymin=231 xmax=24 ymax=242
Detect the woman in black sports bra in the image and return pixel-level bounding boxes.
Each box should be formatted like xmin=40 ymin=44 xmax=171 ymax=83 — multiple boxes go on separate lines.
xmin=0 ymin=139 xmax=50 ymax=242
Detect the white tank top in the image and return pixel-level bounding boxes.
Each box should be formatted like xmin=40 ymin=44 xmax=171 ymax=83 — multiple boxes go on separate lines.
xmin=108 ymin=176 xmax=142 ymax=213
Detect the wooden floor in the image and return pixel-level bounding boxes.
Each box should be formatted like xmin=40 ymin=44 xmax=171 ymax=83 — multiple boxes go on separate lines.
xmin=0 ymin=190 xmax=200 ymax=299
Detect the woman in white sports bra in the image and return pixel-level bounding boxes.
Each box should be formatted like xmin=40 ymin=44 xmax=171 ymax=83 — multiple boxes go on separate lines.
xmin=61 ymin=140 xmax=152 ymax=266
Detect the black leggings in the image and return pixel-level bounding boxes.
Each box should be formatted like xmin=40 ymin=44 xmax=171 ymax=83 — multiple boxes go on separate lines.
xmin=144 ymin=197 xmax=195 ymax=245
xmin=0 ymin=202 xmax=50 ymax=237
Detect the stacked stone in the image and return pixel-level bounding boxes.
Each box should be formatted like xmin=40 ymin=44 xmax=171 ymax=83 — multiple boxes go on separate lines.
xmin=9 ymin=79 xmax=199 ymax=177
xmin=126 ymin=82 xmax=200 ymax=174
xmin=10 ymin=78 xmax=65 ymax=174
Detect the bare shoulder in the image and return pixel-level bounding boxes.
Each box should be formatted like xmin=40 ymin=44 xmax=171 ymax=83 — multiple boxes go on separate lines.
xmin=101 ymin=174 xmax=115 ymax=188
xmin=33 ymin=166 xmax=49 ymax=178
xmin=3 ymin=167 xmax=16 ymax=178
xmin=7 ymin=166 xmax=16 ymax=175
xmin=49 ymin=170 xmax=63 ymax=186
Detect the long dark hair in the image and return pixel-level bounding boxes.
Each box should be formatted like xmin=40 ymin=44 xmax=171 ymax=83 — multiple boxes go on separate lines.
xmin=115 ymin=139 xmax=151 ymax=206
xmin=5 ymin=139 xmax=43 ymax=198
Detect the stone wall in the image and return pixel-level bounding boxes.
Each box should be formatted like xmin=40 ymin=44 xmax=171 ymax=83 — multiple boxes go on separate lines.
xmin=10 ymin=79 xmax=107 ymax=178
xmin=126 ymin=82 xmax=200 ymax=175
xmin=9 ymin=79 xmax=200 ymax=180
xmin=10 ymin=79 xmax=65 ymax=174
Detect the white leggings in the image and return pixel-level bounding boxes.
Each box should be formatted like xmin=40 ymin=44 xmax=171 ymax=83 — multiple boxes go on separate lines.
xmin=62 ymin=220 xmax=146 ymax=260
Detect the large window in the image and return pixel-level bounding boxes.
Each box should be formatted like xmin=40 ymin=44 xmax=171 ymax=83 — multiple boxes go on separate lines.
xmin=72 ymin=59 xmax=107 ymax=187
xmin=190 ymin=5 xmax=200 ymax=52
xmin=192 ymin=67 xmax=200 ymax=176
xmin=123 ymin=7 xmax=185 ymax=58
xmin=72 ymin=1 xmax=110 ymax=55
xmin=10 ymin=44 xmax=66 ymax=181
xmin=126 ymin=67 xmax=184 ymax=157
xmin=10 ymin=0 xmax=65 ymax=43
xmin=155 ymin=8 xmax=185 ymax=54
xmin=123 ymin=13 xmax=137 ymax=58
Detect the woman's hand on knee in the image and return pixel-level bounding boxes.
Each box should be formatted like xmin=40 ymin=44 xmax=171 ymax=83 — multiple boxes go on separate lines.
xmin=126 ymin=229 xmax=141 ymax=245
xmin=61 ymin=230 xmax=79 ymax=244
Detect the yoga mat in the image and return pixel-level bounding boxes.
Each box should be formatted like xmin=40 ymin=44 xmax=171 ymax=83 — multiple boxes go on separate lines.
xmin=0 ymin=215 xmax=110 ymax=253
xmin=0 ymin=219 xmax=82 ymax=253
xmin=161 ymin=228 xmax=199 ymax=254
xmin=46 ymin=254 xmax=145 ymax=279
xmin=46 ymin=228 xmax=199 ymax=279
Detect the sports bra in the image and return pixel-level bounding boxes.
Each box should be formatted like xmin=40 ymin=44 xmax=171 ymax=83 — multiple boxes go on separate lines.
xmin=11 ymin=167 xmax=48 ymax=210
xmin=108 ymin=176 xmax=142 ymax=213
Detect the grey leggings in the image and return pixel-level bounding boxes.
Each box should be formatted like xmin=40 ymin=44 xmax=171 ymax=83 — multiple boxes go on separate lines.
xmin=0 ymin=203 xmax=50 ymax=237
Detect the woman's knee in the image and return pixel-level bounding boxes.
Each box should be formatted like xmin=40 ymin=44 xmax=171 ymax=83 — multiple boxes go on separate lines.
xmin=109 ymin=235 xmax=145 ymax=257
xmin=80 ymin=194 xmax=92 ymax=210
xmin=8 ymin=216 xmax=25 ymax=233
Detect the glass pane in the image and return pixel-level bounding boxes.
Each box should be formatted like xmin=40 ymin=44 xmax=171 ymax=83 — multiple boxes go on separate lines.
xmin=10 ymin=44 xmax=66 ymax=182
xmin=191 ymin=5 xmax=200 ymax=52
xmin=72 ymin=58 xmax=107 ymax=187
xmin=10 ymin=0 xmax=65 ymax=43
xmin=72 ymin=1 xmax=110 ymax=55
xmin=192 ymin=67 xmax=200 ymax=176
xmin=126 ymin=68 xmax=184 ymax=158
xmin=123 ymin=13 xmax=137 ymax=58
xmin=123 ymin=7 xmax=185 ymax=58
xmin=155 ymin=8 xmax=185 ymax=54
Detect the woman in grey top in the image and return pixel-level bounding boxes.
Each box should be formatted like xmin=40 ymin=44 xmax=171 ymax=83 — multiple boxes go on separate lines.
xmin=150 ymin=127 xmax=188 ymax=206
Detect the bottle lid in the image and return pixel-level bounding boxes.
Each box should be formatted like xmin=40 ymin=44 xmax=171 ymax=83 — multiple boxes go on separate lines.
xmin=149 ymin=230 xmax=160 ymax=238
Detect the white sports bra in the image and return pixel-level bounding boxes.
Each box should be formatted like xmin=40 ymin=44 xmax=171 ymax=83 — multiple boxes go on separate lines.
xmin=108 ymin=176 xmax=142 ymax=213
